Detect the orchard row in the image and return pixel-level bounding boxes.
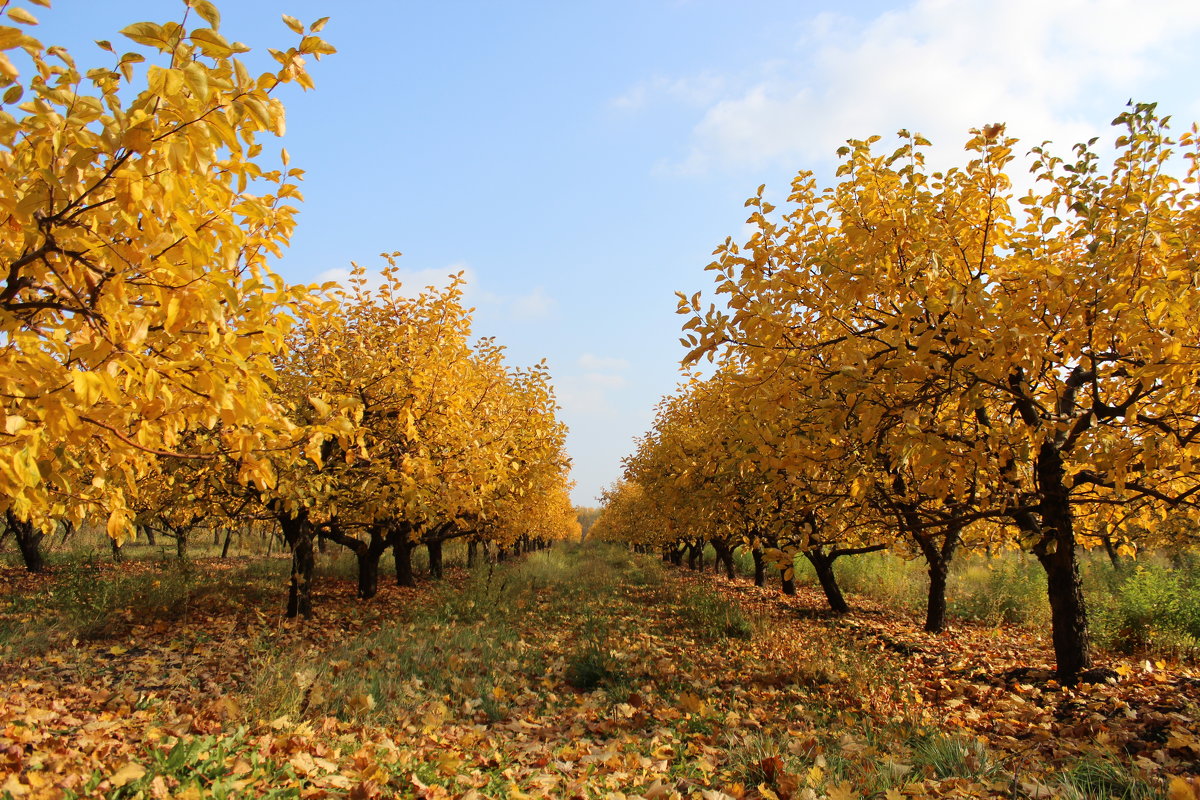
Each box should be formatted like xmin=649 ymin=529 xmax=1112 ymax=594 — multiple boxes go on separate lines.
xmin=0 ymin=4 xmax=577 ymax=615
xmin=595 ymin=106 xmax=1200 ymax=684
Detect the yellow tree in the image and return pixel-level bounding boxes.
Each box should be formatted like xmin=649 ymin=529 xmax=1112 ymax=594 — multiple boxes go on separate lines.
xmin=683 ymin=105 xmax=1200 ymax=682
xmin=0 ymin=2 xmax=333 ymax=563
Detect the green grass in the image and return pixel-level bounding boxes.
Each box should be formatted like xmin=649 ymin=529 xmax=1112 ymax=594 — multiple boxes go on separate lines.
xmin=245 ymin=543 xmax=639 ymax=724
xmin=782 ymin=545 xmax=1200 ymax=661
xmin=0 ymin=555 xmax=280 ymax=656
xmin=676 ymin=583 xmax=754 ymax=640
xmin=1054 ymin=756 xmax=1161 ymax=800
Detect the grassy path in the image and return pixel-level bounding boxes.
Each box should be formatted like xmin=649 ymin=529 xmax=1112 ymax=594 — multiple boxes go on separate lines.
xmin=1 ymin=544 xmax=1196 ymax=798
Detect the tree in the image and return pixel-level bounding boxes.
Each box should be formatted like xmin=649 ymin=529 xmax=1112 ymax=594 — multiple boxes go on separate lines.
xmin=681 ymin=106 xmax=1200 ymax=682
xmin=0 ymin=2 xmax=333 ymax=542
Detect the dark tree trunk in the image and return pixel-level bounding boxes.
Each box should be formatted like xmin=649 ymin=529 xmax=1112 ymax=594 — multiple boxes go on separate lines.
xmin=394 ymin=538 xmax=416 ymax=587
xmin=356 ymin=540 xmax=388 ymax=600
xmin=142 ymin=525 xmax=156 ymax=546
xmin=805 ymin=550 xmax=849 ymax=613
xmin=467 ymin=540 xmax=478 ymax=568
xmin=925 ymin=556 xmax=949 ymax=632
xmin=427 ymin=539 xmax=444 ymax=580
xmin=175 ymin=528 xmax=188 ymax=560
xmin=6 ymin=512 xmax=45 ymax=573
xmin=752 ymin=547 xmax=766 ymax=587
xmin=713 ymin=541 xmax=735 ymax=579
xmin=780 ymin=551 xmax=796 ymax=595
xmin=212 ymin=528 xmax=220 ymax=546
xmin=1021 ymin=442 xmax=1092 ymax=684
xmin=1038 ymin=540 xmax=1092 ymax=684
xmin=110 ymin=536 xmax=124 ymax=563
xmin=1101 ymin=534 xmax=1122 ymax=570
xmin=911 ymin=524 xmax=961 ymax=633
xmin=221 ymin=529 xmax=233 ymax=558
xmin=278 ymin=512 xmax=315 ymax=618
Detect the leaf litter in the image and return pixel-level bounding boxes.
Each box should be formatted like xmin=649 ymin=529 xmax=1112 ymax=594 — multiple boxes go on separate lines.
xmin=1 ymin=546 xmax=1197 ymax=799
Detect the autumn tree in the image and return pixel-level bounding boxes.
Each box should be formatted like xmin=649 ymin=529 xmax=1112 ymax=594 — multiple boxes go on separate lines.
xmin=682 ymin=105 xmax=1200 ymax=682
xmin=0 ymin=2 xmax=334 ymax=559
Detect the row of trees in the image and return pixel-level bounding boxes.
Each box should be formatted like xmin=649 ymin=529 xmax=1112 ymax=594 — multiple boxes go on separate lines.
xmin=0 ymin=3 xmax=578 ymax=614
xmin=594 ymin=106 xmax=1200 ymax=683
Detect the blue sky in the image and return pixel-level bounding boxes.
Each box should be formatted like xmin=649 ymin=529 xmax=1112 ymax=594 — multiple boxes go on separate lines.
xmin=33 ymin=0 xmax=1200 ymax=504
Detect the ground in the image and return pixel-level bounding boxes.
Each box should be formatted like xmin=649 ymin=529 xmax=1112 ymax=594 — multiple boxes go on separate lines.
xmin=0 ymin=544 xmax=1197 ymax=799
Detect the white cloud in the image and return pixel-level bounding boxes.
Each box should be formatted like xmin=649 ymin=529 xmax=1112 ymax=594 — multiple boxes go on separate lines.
xmin=509 ymin=286 xmax=556 ymax=321
xmin=635 ymin=0 xmax=1200 ymax=175
xmin=610 ymin=73 xmax=729 ymax=112
xmin=583 ymin=372 xmax=628 ymax=390
xmin=578 ymin=353 xmax=631 ymax=371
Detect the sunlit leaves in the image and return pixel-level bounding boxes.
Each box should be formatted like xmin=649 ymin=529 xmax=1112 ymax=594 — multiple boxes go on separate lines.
xmin=0 ymin=2 xmax=329 ymax=534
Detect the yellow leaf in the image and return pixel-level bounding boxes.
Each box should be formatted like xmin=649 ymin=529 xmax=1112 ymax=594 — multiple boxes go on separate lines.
xmin=678 ymin=690 xmax=706 ymax=715
xmin=6 ymin=8 xmax=38 ymax=25
xmin=189 ymin=0 xmax=220 ymax=29
xmin=109 ymin=762 xmax=145 ymax=788
xmin=826 ymin=781 xmax=857 ymax=800
xmin=1168 ymin=777 xmax=1198 ymax=800
xmin=281 ymin=14 xmax=304 ymax=34
xmin=119 ymin=22 xmax=171 ymax=50
xmin=14 ymin=448 xmax=40 ymax=488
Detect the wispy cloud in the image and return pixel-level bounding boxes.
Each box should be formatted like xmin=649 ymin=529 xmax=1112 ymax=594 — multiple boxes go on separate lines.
xmin=623 ymin=0 xmax=1200 ymax=175
xmin=578 ymin=354 xmax=631 ymax=371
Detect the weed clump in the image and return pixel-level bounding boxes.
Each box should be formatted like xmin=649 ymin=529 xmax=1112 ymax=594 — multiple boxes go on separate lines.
xmin=678 ymin=585 xmax=754 ymax=640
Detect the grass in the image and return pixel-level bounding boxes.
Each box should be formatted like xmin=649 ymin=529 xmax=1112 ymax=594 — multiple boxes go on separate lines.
xmin=786 ymin=546 xmax=1200 ymax=661
xmin=244 ymin=543 xmax=643 ymax=724
xmin=0 ymin=555 xmax=280 ymax=656
xmin=1054 ymin=756 xmax=1161 ymax=800
xmin=2 ymin=538 xmax=1189 ymax=800
xmin=676 ymin=582 xmax=755 ymax=640
xmin=910 ymin=731 xmax=996 ymax=781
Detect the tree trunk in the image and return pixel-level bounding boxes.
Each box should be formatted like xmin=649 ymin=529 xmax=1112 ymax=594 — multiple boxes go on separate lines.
xmin=427 ymin=539 xmax=444 ymax=580
xmin=6 ymin=512 xmax=45 ymax=573
xmin=467 ymin=540 xmax=478 ymax=568
xmin=781 ymin=572 xmax=796 ymax=596
xmin=1028 ymin=443 xmax=1093 ymax=684
xmin=356 ymin=544 xmax=383 ymax=599
xmin=212 ymin=528 xmax=220 ymax=546
xmin=911 ymin=525 xmax=960 ymax=633
xmin=221 ymin=529 xmax=233 ymax=558
xmin=925 ymin=556 xmax=949 ymax=632
xmin=713 ymin=541 xmax=735 ymax=579
xmin=1101 ymin=534 xmax=1122 ymax=570
xmin=175 ymin=528 xmax=188 ymax=560
xmin=394 ymin=538 xmax=416 ymax=587
xmin=141 ymin=525 xmax=156 ymax=546
xmin=752 ymin=547 xmax=766 ymax=587
xmin=110 ymin=536 xmax=124 ymax=563
xmin=278 ymin=512 xmax=315 ymax=618
xmin=805 ymin=551 xmax=849 ymax=613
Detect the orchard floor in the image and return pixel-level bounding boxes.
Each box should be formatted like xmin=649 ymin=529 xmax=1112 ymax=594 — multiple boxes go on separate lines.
xmin=1 ymin=544 xmax=1198 ymax=799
